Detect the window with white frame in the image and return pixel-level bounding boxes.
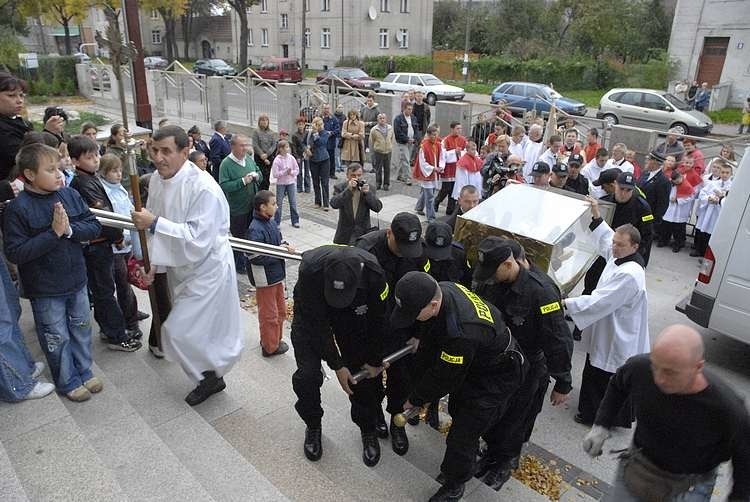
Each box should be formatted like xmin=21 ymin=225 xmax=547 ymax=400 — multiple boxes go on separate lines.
xmin=322 ymin=0 xmax=330 ymax=12
xmin=399 ymin=28 xmax=409 ymax=49
xmin=379 ymin=29 xmax=389 ymax=49
xmin=281 ymin=13 xmax=288 ymax=29
xmin=304 ymin=28 xmax=311 ymax=47
xmin=151 ymin=30 xmax=161 ymax=44
xmin=261 ymin=28 xmax=269 ymax=47
xmin=400 ymin=0 xmax=409 ymax=13
xmin=260 ymin=0 xmax=268 ymax=13
xmin=150 ymin=9 xmax=159 ymax=19
xmin=248 ymin=29 xmax=254 ymax=46
xmin=321 ymin=28 xmax=330 ymax=48
xmin=380 ymin=0 xmax=390 ymax=12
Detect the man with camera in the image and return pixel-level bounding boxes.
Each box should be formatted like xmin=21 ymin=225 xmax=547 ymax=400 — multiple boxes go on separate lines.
xmin=330 ymin=162 xmax=383 ymax=245
xmin=481 ymin=154 xmax=524 ymax=198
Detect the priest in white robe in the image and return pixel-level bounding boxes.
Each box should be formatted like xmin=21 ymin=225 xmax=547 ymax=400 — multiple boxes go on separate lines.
xmin=132 ymin=125 xmax=245 ymax=406
xmin=563 ymin=196 xmax=650 ymax=426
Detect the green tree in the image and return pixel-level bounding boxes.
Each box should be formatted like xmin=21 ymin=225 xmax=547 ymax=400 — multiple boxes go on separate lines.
xmin=141 ymin=0 xmax=186 ymax=62
xmin=225 ymin=0 xmax=260 ymax=69
xmin=0 ymin=25 xmax=24 ymax=69
xmin=20 ymin=0 xmax=89 ymax=54
xmin=180 ymin=0 xmax=221 ymax=60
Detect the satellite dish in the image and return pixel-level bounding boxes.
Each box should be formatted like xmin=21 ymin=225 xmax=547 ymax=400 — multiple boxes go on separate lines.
xmin=368 ymin=6 xmax=377 ymax=20
xmin=395 ymin=31 xmax=403 ymax=43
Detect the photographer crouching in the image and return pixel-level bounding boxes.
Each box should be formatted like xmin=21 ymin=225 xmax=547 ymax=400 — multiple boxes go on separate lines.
xmin=481 ymin=154 xmax=525 ymax=198
xmin=330 ymin=162 xmax=383 ymax=245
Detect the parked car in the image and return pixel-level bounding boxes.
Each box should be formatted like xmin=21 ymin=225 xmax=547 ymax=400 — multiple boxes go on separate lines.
xmin=597 ymin=88 xmax=713 ymax=136
xmin=378 ymin=73 xmax=464 ymax=105
xmin=255 ymin=58 xmax=302 ymax=82
xmin=489 ymin=82 xmax=587 ymax=117
xmin=316 ymin=67 xmax=380 ymax=92
xmin=143 ymin=56 xmax=168 ymax=70
xmin=192 ymin=59 xmax=237 ymax=77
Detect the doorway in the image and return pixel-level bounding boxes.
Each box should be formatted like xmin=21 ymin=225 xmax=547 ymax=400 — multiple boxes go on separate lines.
xmin=696 ymin=37 xmax=729 ymax=86
xmin=201 ymin=40 xmax=212 ymax=59
xmin=282 ymin=44 xmax=289 ymax=58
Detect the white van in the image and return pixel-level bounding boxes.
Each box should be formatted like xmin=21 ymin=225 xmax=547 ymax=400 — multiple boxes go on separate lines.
xmin=677 ymin=147 xmax=750 ymax=343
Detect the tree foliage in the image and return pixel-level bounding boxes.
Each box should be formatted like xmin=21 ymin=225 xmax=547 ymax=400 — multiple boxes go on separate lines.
xmin=140 ymin=0 xmax=187 ymax=62
xmin=20 ymin=0 xmax=91 ymax=54
xmin=433 ymin=0 xmax=672 ymax=63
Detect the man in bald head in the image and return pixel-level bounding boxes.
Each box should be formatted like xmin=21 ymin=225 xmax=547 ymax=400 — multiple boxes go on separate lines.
xmin=582 ymin=324 xmax=750 ymax=501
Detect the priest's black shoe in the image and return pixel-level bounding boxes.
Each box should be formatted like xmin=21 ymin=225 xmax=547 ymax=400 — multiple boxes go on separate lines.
xmin=361 ymin=431 xmax=381 ymax=467
xmin=428 ymin=482 xmax=465 ymax=502
xmin=474 ymin=455 xmax=499 ymax=479
xmin=573 ymin=413 xmax=593 ymax=425
xmin=481 ymin=456 xmax=518 ymax=491
xmin=304 ymin=427 xmax=322 ymax=461
xmin=390 ymin=418 xmax=409 ymax=455
xmin=185 ymin=371 xmax=226 ymax=406
xmin=375 ymin=410 xmax=389 ymax=439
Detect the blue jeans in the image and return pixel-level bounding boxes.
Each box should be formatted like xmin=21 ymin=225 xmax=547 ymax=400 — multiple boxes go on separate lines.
xmin=83 ymin=243 xmax=127 ymax=342
xmin=417 ymin=187 xmax=436 ymax=221
xmin=31 ymin=287 xmax=93 ymax=393
xmin=275 ymin=183 xmax=300 ymax=225
xmin=606 ymin=459 xmax=717 ymax=502
xmin=0 ymin=259 xmax=36 ymax=402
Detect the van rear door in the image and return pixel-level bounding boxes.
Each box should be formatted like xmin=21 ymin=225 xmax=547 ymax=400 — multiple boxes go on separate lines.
xmin=709 ymin=195 xmax=750 ymax=340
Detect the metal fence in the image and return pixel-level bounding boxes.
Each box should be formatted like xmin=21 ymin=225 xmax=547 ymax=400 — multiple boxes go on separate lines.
xmin=224 ymin=68 xmax=279 ymax=129
xmin=153 ymin=69 xmax=209 ymax=124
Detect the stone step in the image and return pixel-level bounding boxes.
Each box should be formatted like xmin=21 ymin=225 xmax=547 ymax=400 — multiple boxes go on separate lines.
xmin=0 ymin=438 xmax=28 ymax=502
xmin=91 ymin=340 xmax=288 ymax=502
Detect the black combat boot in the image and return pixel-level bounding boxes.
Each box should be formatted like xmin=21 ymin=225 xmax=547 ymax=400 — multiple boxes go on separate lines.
xmin=185 ymin=371 xmax=226 ymax=406
xmin=390 ymin=416 xmax=409 ymax=455
xmin=428 ymin=482 xmax=465 ymax=502
xmin=361 ymin=431 xmax=381 ymax=467
xmin=303 ymin=426 xmax=322 ymax=461
xmin=375 ymin=409 xmax=389 ymax=439
xmin=481 ymin=456 xmax=519 ymax=491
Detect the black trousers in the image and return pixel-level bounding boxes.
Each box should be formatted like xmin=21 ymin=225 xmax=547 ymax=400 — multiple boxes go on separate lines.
xmin=578 ymin=354 xmax=632 ymax=427
xmin=661 ymin=221 xmax=686 ymax=247
xmin=441 ymin=352 xmax=526 ymax=486
xmin=291 ymin=328 xmax=381 ymax=433
xmin=112 ymin=253 xmax=138 ymax=330
xmin=83 ymin=243 xmax=127 ymax=342
xmin=148 ymin=273 xmax=172 ymax=349
xmin=434 ymin=181 xmax=456 ymax=215
xmin=483 ymin=356 xmax=550 ymax=464
xmin=229 ymin=212 xmax=251 ymax=271
xmin=309 ymin=158 xmax=330 ymax=207
xmin=694 ymin=229 xmax=710 ymax=256
xmin=371 ymin=151 xmax=391 ymax=188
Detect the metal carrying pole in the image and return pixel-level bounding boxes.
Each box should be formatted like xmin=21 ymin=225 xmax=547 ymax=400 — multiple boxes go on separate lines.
xmin=393 ymin=406 xmax=423 ymax=428
xmin=350 ymin=344 xmax=416 ymax=384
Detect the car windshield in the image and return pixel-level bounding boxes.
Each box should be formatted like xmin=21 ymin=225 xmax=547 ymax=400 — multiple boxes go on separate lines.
xmin=422 ymin=76 xmax=444 ymax=86
xmin=210 ymin=59 xmax=228 ymax=66
xmin=662 ymin=93 xmax=691 ymax=111
xmin=343 ymin=69 xmax=368 ymax=78
xmin=541 ymin=86 xmax=561 ymax=99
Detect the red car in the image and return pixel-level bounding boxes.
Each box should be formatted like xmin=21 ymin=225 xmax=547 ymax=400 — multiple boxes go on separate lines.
xmin=316 ymin=67 xmax=380 ymax=92
xmin=255 ymin=58 xmax=303 ymax=83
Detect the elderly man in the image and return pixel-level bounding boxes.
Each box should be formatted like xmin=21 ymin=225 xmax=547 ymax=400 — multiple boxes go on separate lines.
xmin=564 ymin=197 xmax=650 ymax=426
xmin=654 ymin=128 xmax=685 ymax=162
xmin=583 ymin=324 xmax=750 ymax=502
xmin=218 ymin=134 xmax=263 ymax=273
xmin=605 ymin=143 xmax=634 ymax=173
xmin=132 ymin=126 xmax=245 ymax=406
xmin=441 ymin=184 xmax=480 ymax=231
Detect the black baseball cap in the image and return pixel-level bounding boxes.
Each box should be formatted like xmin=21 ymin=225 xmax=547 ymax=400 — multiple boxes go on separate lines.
xmin=552 ymin=163 xmax=569 ymax=175
xmin=323 ymin=247 xmax=364 ymax=309
xmin=531 ymin=161 xmax=550 ymax=176
xmin=424 ymin=221 xmax=454 ymax=261
xmin=568 ymin=153 xmax=584 ymax=166
xmin=473 ymin=236 xmax=514 ymax=282
xmin=592 ymin=168 xmax=622 ymax=186
xmin=390 ymin=271 xmax=439 ymax=329
xmin=616 ymin=171 xmax=636 ymax=189
xmin=390 ymin=212 xmax=423 ymax=258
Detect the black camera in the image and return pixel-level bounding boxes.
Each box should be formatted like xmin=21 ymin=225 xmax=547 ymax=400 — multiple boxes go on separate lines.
xmin=355 ymin=179 xmax=366 ymax=189
xmin=487 ymin=156 xmax=516 ymax=188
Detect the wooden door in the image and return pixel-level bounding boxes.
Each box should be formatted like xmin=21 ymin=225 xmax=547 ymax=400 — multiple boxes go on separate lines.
xmin=696 ymin=37 xmax=729 ymax=86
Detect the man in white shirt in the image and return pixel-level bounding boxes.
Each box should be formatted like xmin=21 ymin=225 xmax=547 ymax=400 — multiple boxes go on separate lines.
xmin=522 ymin=124 xmax=544 ymax=181
xmin=537 ymin=134 xmax=563 ymax=173
xmin=605 ymin=143 xmax=634 ymax=173
xmin=564 ymin=197 xmax=649 ymax=426
xmin=582 ymin=148 xmax=610 ymax=198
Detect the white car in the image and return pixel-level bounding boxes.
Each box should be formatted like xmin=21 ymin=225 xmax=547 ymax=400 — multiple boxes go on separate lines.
xmin=378 ymin=72 xmax=464 ymax=105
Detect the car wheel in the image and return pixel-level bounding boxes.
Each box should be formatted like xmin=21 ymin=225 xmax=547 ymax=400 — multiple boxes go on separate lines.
xmin=670 ymin=122 xmax=688 ymax=135
xmin=426 ymin=93 xmax=437 ymax=106
xmin=602 ymin=113 xmax=619 ymax=127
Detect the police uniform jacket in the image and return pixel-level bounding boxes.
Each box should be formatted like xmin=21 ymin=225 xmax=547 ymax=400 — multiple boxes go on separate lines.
xmin=601 ymin=193 xmax=654 ymax=263
xmin=477 ymin=267 xmax=573 ymax=394
xmin=408 ymin=283 xmax=518 ymax=407
xmin=564 ymin=174 xmax=590 ymax=195
xmin=637 ymin=170 xmax=671 ymax=221
xmin=426 ymin=242 xmax=472 ymax=287
xmin=291 ymin=245 xmax=389 ymax=371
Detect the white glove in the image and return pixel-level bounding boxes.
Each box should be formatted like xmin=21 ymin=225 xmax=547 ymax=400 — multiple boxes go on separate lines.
xmin=582 ymin=425 xmax=611 ymax=457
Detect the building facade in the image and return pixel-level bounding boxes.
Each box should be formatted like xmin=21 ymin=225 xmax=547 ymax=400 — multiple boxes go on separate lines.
xmin=231 ymin=0 xmax=434 ymax=69
xmin=668 ymin=0 xmax=749 ymax=106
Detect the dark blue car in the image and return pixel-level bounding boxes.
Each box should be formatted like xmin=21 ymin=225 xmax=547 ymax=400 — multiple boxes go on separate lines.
xmin=490 ymin=82 xmax=587 ymax=117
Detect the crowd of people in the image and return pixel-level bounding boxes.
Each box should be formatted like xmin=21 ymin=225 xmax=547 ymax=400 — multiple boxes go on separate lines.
xmin=1 ymin=68 xmax=749 ymax=502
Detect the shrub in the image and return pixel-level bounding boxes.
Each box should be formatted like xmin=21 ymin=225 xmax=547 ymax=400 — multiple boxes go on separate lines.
xmin=19 ymin=56 xmax=79 ymax=96
xmin=362 ymin=56 xmax=434 ymax=78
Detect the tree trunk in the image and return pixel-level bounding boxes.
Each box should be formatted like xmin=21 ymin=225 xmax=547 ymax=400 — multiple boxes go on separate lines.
xmin=238 ymin=1 xmax=248 ymax=69
xmin=181 ymin=13 xmax=191 ymax=60
xmin=63 ymin=20 xmax=72 ymax=54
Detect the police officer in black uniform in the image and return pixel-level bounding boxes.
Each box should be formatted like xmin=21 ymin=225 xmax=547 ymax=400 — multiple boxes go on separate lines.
xmin=391 ymin=271 xmax=526 ymax=502
xmin=290 ymin=245 xmax=390 ymax=467
xmin=574 ymin=171 xmax=654 ymax=341
xmin=473 ymin=237 xmax=574 ymax=490
xmin=424 ymin=221 xmax=472 ymax=286
xmin=355 ymin=212 xmax=430 ymax=455
xmin=564 ymin=153 xmax=590 ymax=195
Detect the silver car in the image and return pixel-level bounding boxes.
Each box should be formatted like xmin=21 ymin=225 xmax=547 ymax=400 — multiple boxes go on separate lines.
xmin=597 ymin=88 xmax=713 ymax=136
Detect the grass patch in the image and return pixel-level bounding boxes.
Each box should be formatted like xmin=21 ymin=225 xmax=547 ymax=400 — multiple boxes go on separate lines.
xmin=33 ymin=111 xmax=109 ymax=135
xmin=559 ymin=89 xmax=605 ymax=107
xmin=707 ymin=108 xmax=742 ymax=124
